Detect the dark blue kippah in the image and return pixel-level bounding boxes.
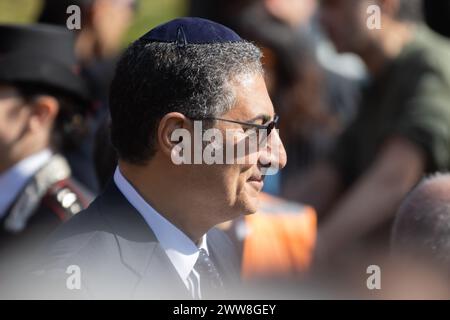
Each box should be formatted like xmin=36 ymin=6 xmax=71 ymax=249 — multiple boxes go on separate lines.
xmin=140 ymin=17 xmax=243 ymax=46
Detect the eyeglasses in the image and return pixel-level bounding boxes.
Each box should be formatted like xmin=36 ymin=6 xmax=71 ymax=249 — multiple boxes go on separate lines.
xmin=202 ymin=114 xmax=279 ymax=142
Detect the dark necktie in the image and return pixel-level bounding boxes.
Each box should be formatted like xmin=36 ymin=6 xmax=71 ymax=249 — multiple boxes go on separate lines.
xmin=194 ymin=248 xmax=224 ymax=298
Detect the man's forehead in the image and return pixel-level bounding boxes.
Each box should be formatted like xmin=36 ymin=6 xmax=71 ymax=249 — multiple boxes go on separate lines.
xmin=228 ymin=74 xmax=274 ymax=120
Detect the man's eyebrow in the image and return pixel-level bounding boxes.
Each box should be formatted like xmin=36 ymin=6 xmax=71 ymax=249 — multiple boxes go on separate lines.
xmin=246 ymin=114 xmax=272 ymax=123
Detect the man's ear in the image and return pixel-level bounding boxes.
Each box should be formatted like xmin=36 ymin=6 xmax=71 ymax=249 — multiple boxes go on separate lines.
xmin=27 ymin=95 xmax=59 ymax=133
xmin=157 ymin=112 xmax=191 ymax=158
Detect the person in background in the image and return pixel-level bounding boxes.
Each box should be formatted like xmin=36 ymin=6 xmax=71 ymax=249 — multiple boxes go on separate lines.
xmin=232 ymin=0 xmax=360 ymax=196
xmin=392 ymin=174 xmax=450 ymax=271
xmin=0 ymin=24 xmax=92 ymax=274
xmin=220 ymin=194 xmax=316 ymax=281
xmin=38 ymin=0 xmax=137 ymax=192
xmin=288 ymin=0 xmax=450 ymax=261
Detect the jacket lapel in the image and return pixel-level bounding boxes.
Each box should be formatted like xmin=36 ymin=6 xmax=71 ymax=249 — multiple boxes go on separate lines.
xmin=132 ymin=244 xmax=190 ymax=299
xmin=98 ymin=181 xmax=189 ymax=298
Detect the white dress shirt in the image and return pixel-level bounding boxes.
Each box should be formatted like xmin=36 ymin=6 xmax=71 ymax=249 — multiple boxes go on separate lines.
xmin=114 ymin=167 xmax=207 ymax=299
xmin=0 ymin=149 xmax=52 ymax=219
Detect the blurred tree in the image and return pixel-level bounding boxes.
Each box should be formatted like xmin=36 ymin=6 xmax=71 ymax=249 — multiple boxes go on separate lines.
xmin=124 ymin=0 xmax=188 ymax=45
xmin=0 ymin=0 xmax=42 ymax=23
xmin=0 ymin=0 xmax=187 ymax=47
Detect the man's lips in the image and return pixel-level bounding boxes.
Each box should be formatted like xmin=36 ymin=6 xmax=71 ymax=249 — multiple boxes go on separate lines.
xmin=247 ymin=174 xmax=264 ymax=190
xmin=248 ymin=176 xmax=262 ymax=181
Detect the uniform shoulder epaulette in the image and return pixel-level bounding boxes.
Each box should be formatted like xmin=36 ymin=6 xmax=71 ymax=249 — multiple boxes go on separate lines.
xmin=4 ymin=154 xmax=87 ymax=233
xmin=42 ymin=178 xmax=92 ymax=221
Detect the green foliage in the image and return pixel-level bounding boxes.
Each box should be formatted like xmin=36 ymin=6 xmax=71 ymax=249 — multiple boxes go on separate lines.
xmin=125 ymin=0 xmax=187 ymax=45
xmin=0 ymin=0 xmax=42 ymax=23
xmin=0 ymin=0 xmax=187 ymax=45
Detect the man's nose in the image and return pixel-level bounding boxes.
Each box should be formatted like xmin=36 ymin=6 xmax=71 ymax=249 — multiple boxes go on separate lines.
xmin=258 ymin=129 xmax=287 ymax=170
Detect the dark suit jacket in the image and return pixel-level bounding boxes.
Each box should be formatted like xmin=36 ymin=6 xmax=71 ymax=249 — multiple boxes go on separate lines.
xmin=27 ymin=181 xmax=240 ymax=299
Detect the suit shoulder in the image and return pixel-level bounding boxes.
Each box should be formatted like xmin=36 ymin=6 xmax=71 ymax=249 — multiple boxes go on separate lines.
xmin=34 ymin=199 xmax=120 ymax=285
xmin=41 ymin=196 xmax=109 ymax=255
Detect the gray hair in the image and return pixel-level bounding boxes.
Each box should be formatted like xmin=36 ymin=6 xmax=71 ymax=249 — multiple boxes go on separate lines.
xmin=145 ymin=41 xmax=263 ymax=118
xmin=109 ymin=39 xmax=263 ymax=164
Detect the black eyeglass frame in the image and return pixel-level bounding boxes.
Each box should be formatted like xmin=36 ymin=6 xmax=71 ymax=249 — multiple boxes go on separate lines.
xmin=197 ymin=114 xmax=280 ymax=138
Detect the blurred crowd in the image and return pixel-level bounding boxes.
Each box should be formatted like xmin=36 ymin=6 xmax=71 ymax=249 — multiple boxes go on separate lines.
xmin=1 ymin=0 xmax=450 ymax=299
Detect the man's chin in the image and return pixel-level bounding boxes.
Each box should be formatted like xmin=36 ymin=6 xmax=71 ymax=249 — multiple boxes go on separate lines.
xmin=240 ymin=195 xmax=261 ymax=216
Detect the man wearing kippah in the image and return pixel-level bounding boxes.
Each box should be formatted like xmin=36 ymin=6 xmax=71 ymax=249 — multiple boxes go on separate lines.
xmin=0 ymin=24 xmax=93 ymax=277
xmin=30 ymin=18 xmax=287 ymax=299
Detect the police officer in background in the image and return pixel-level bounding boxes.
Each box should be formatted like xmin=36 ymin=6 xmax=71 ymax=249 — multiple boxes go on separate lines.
xmin=0 ymin=24 xmax=93 ymax=269
xmin=38 ymin=0 xmax=137 ymax=192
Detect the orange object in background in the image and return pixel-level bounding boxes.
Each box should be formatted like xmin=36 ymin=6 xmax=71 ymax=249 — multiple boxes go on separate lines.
xmin=240 ymin=193 xmax=317 ymax=280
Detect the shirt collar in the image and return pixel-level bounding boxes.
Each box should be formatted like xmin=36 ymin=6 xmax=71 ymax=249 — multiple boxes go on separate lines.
xmin=0 ymin=149 xmax=52 ymax=218
xmin=113 ymin=166 xmax=208 ymax=285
